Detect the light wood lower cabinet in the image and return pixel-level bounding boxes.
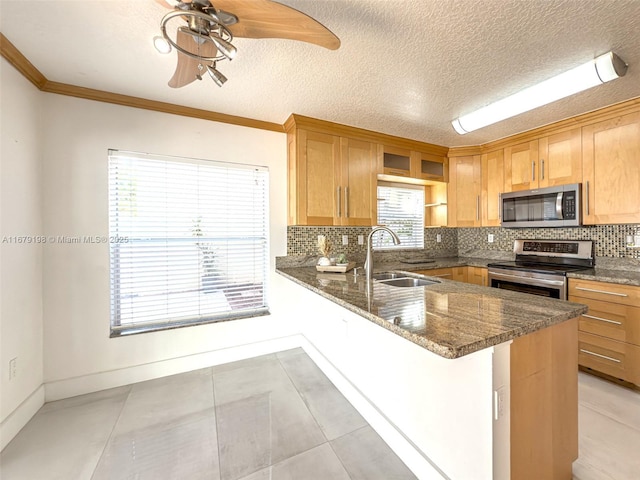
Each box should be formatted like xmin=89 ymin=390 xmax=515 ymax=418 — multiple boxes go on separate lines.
xmin=569 ymin=278 xmax=640 ymax=386
xmin=415 ymin=266 xmax=486 ymax=286
xmin=467 ymin=266 xmax=488 ymax=286
xmin=510 ymin=318 xmax=578 ymax=480
xmin=578 ymin=331 xmax=640 ymax=385
xmin=414 ymin=267 xmax=454 ymax=279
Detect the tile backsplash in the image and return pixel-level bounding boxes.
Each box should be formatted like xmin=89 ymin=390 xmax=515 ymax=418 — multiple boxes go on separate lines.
xmin=287 ymin=226 xmax=457 ymax=257
xmin=287 ymin=224 xmax=640 ymax=260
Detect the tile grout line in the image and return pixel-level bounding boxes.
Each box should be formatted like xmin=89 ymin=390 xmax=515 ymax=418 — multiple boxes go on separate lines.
xmin=579 ymin=401 xmax=640 ymax=435
xmin=210 ymin=367 xmax=224 ymax=480
xmin=88 ymin=385 xmax=134 ymax=480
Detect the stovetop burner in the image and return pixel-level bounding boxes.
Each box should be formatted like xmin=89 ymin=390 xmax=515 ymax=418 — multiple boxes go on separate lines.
xmin=487 ymin=239 xmax=595 ymax=276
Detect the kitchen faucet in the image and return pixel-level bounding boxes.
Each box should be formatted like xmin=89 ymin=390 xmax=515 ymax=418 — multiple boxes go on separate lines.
xmin=365 ymin=226 xmax=401 ymax=283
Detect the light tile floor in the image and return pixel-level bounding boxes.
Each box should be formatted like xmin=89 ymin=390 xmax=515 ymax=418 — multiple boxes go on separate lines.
xmin=0 ymin=348 xmax=415 ymax=480
xmin=1 ymin=350 xmax=638 ymax=480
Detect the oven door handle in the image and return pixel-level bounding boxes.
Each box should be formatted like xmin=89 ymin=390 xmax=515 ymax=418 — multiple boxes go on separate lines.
xmin=489 ymin=271 xmax=565 ymax=286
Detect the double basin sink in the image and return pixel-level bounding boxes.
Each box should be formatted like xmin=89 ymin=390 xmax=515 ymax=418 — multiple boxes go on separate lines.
xmin=373 ymin=272 xmax=440 ymax=288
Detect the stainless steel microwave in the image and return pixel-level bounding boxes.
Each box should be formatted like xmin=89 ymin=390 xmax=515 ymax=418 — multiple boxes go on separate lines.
xmin=500 ymin=183 xmax=581 ymax=228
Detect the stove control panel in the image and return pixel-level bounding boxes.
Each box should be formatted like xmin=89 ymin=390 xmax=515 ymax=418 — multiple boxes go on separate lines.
xmin=522 ymin=241 xmax=579 ymax=254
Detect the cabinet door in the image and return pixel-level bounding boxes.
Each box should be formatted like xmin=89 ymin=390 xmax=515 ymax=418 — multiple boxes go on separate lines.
xmin=467 ymin=267 xmax=488 ymax=286
xmin=451 ymin=266 xmax=467 ymax=282
xmin=448 ymin=156 xmax=481 ymax=227
xmin=411 ymin=151 xmax=449 ymax=182
xmin=504 ymin=141 xmax=539 ymax=191
xmin=481 ymin=149 xmax=504 ymax=226
xmin=538 ymin=129 xmax=582 ymax=188
xmin=582 ymin=112 xmax=640 ymax=224
xmin=341 ymin=138 xmax=377 ymax=226
xmin=295 ymin=129 xmax=341 ymax=225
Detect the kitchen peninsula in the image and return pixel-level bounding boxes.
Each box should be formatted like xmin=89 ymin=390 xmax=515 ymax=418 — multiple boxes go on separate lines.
xmin=276 ymin=265 xmax=588 ymax=480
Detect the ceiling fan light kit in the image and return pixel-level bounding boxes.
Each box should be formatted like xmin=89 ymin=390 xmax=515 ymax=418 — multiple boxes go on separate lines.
xmin=452 ymin=51 xmax=628 ymax=134
xmin=154 ymin=0 xmax=340 ymax=89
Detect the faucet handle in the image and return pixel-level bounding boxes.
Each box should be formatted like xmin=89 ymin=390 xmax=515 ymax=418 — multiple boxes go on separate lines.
xmin=353 ymin=267 xmax=362 ymax=277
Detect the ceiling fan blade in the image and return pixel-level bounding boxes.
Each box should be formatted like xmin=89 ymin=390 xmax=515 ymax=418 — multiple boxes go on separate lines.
xmin=214 ymin=0 xmax=340 ymax=50
xmin=168 ymin=29 xmax=218 ymax=88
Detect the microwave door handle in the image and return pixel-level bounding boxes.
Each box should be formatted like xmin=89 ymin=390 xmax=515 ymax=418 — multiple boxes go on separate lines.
xmin=556 ymin=192 xmax=564 ymax=220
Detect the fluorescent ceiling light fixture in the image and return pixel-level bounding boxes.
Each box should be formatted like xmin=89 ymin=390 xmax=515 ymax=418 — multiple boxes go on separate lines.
xmin=452 ymin=51 xmax=628 ymax=134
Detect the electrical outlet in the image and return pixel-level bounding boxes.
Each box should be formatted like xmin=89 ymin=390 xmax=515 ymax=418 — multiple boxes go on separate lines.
xmin=635 ymin=235 xmax=640 ymax=246
xmin=627 ymin=235 xmax=634 ymax=246
xmin=342 ymin=235 xmax=348 ymax=245
xmin=494 ymin=387 xmax=505 ymax=420
xmin=436 ymin=234 xmax=442 ymax=243
xmin=358 ymin=235 xmax=364 ymax=245
xmin=488 ymin=234 xmax=495 ymax=243
xmin=9 ymin=358 xmax=17 ymax=381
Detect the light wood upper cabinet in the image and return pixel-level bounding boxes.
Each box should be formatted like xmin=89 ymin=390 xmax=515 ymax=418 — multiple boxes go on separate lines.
xmin=449 ymin=153 xmax=501 ymax=227
xmin=582 ymin=111 xmax=640 ymax=225
xmin=538 ymin=128 xmax=582 ymax=188
xmin=448 ymin=155 xmax=482 ymax=227
xmin=504 ymin=131 xmax=582 ymax=192
xmin=287 ymin=128 xmax=377 ymax=226
xmin=504 ymin=140 xmax=539 ymax=191
xmin=481 ymin=149 xmax=504 ymax=226
xmin=340 ymin=137 xmax=377 ymax=226
xmin=411 ymin=151 xmax=449 ymax=182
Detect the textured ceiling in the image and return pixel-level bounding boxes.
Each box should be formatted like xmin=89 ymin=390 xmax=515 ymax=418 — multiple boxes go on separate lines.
xmin=1 ymin=0 xmax=640 ymax=147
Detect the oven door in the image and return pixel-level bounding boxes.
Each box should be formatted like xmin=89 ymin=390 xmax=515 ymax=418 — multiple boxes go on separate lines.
xmin=488 ymin=268 xmax=567 ymax=300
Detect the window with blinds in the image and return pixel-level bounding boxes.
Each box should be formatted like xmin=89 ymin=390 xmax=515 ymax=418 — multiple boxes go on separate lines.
xmin=108 ymin=150 xmax=269 ymax=336
xmin=374 ymin=184 xmax=424 ymax=249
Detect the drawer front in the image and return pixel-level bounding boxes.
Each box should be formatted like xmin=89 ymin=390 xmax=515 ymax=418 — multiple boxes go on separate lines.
xmin=570 ymin=296 xmax=640 ymax=346
xmin=569 ymin=278 xmax=640 ymax=307
xmin=578 ymin=332 xmax=640 ymax=385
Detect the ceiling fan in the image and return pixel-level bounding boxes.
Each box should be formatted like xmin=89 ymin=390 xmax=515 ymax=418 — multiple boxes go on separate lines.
xmin=154 ymin=0 xmax=340 ymax=88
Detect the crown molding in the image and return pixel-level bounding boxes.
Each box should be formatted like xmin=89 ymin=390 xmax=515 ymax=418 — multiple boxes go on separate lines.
xmin=284 ymin=113 xmax=450 ymax=157
xmin=3 ymin=32 xmax=640 ymax=149
xmin=0 ymin=32 xmax=284 ymax=133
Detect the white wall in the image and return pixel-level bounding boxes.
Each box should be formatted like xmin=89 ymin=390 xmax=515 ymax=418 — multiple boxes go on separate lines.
xmin=38 ymin=94 xmax=292 ymax=398
xmin=0 ymin=58 xmax=45 ymax=447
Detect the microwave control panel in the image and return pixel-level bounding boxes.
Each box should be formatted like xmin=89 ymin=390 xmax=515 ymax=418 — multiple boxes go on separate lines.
xmin=563 ymin=192 xmax=577 ymax=219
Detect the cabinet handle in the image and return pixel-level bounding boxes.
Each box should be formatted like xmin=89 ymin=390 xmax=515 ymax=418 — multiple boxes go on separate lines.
xmin=541 ymin=159 xmax=545 ymax=180
xmin=574 ymin=286 xmax=628 ymax=297
xmin=532 ymin=161 xmax=535 ymax=182
xmin=586 ymin=181 xmax=590 ymax=216
xmin=582 ymin=314 xmax=622 ymax=325
xmin=433 ymin=273 xmax=452 ymax=277
xmin=476 ymin=195 xmax=480 ymax=221
xmin=336 ymin=187 xmax=341 ymax=217
xmin=345 ymin=187 xmax=349 ymax=218
xmin=580 ymin=349 xmax=621 ymax=363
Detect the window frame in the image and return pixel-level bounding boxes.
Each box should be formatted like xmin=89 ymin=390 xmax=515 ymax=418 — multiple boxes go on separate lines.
xmin=108 ymin=150 xmax=270 ymax=337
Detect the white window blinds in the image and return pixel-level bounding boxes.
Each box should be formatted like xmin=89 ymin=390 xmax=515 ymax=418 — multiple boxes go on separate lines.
xmin=375 ymin=184 xmax=424 ymax=249
xmin=108 ymin=150 xmax=269 ymax=336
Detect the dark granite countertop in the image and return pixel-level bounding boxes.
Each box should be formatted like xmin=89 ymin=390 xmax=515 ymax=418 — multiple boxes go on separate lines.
xmin=276 ymin=266 xmax=587 ymax=359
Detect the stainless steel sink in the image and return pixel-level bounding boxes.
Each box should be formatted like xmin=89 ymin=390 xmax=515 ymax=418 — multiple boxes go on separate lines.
xmin=372 ymin=272 xmax=404 ymax=281
xmin=378 ymin=277 xmax=439 ymax=287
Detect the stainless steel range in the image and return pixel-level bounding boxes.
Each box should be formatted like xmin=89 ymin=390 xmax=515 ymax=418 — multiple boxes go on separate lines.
xmin=487 ymin=239 xmax=594 ymax=300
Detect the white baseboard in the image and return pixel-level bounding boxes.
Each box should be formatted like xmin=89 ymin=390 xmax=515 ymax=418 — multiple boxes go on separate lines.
xmin=1 ymin=384 xmax=45 ymax=452
xmin=299 ymin=337 xmax=448 ymax=480
xmin=45 ymin=335 xmax=303 ymax=402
